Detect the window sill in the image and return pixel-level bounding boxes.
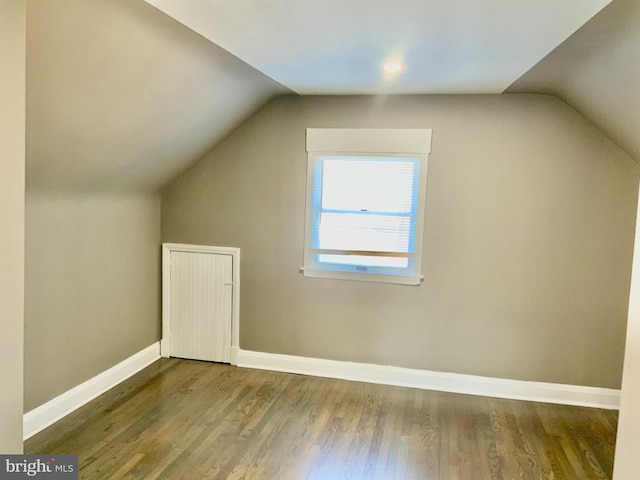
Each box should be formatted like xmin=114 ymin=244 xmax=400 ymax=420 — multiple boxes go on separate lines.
xmin=300 ymin=267 xmax=422 ymax=286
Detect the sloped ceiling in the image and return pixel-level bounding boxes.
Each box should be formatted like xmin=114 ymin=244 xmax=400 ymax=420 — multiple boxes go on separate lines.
xmin=26 ymin=0 xmax=636 ymax=194
xmin=144 ymin=0 xmax=612 ymax=95
xmin=26 ymin=0 xmax=288 ymax=192
xmin=507 ymin=0 xmax=640 ymax=163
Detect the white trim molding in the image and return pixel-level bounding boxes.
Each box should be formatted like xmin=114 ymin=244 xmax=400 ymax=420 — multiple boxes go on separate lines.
xmin=162 ymin=243 xmax=240 ymax=365
xmin=237 ymin=350 xmax=620 ymax=410
xmin=23 ymin=342 xmax=160 ymax=440
xmin=306 ymin=128 xmax=432 ymax=154
xmin=230 ymin=346 xmax=240 ymax=366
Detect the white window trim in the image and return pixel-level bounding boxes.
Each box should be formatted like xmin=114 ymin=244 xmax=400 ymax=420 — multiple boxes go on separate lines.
xmin=302 ymin=128 xmax=432 ymax=286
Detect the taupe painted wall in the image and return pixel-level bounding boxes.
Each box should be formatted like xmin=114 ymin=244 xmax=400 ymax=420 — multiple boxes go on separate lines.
xmin=23 ymin=0 xmax=284 ymax=412
xmin=24 ymin=193 xmax=161 ymax=411
xmin=163 ymin=94 xmax=639 ymax=389
xmin=0 ymin=0 xmax=25 ymax=452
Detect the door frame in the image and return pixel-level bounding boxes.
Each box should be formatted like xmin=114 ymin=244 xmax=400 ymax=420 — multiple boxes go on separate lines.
xmin=161 ymin=243 xmax=241 ymax=365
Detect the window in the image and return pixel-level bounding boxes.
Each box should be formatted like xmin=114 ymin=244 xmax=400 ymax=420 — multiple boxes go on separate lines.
xmin=303 ymin=128 xmax=432 ymax=285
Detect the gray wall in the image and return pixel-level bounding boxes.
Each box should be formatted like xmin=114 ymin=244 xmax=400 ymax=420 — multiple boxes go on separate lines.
xmin=23 ymin=0 xmax=283 ymax=412
xmin=162 ymin=94 xmax=639 ymax=389
xmin=0 ymin=0 xmax=25 ymax=452
xmin=24 ymin=193 xmax=161 ymax=411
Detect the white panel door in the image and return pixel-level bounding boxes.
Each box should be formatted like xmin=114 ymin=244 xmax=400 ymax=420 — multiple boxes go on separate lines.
xmin=169 ymin=251 xmax=233 ymax=362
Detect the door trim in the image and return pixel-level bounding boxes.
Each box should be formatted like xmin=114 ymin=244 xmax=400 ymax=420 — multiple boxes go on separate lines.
xmin=162 ymin=243 xmax=240 ymax=364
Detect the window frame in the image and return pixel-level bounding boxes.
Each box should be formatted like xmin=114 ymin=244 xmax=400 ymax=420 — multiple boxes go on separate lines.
xmin=303 ymin=128 xmax=432 ymax=285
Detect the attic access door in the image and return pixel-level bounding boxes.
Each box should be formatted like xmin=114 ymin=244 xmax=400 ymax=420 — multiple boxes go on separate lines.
xmin=162 ymin=244 xmax=240 ymax=364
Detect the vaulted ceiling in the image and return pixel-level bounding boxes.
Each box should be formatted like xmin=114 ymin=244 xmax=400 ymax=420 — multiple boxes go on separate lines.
xmin=26 ymin=0 xmax=288 ymax=193
xmin=26 ymin=0 xmax=638 ymax=194
xmin=508 ymin=0 xmax=640 ymax=162
xmin=143 ymin=0 xmax=612 ymax=95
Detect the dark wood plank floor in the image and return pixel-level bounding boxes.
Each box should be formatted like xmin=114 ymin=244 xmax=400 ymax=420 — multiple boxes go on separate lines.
xmin=25 ymin=358 xmax=618 ymax=479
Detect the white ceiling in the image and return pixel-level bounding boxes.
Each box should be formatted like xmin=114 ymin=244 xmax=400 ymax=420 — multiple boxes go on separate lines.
xmin=144 ymin=0 xmax=612 ymax=95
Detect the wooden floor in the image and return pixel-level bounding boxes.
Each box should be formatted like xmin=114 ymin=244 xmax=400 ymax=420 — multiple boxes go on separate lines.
xmin=26 ymin=358 xmax=618 ymax=479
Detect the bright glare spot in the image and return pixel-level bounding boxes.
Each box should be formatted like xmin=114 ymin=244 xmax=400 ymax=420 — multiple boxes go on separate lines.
xmin=383 ymin=62 xmax=403 ymax=74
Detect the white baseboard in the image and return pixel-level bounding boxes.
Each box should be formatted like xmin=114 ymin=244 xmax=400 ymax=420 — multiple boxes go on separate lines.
xmin=230 ymin=346 xmax=239 ymax=366
xmin=160 ymin=338 xmax=170 ymax=358
xmin=237 ymin=349 xmax=620 ymax=410
xmin=23 ymin=342 xmax=161 ymax=440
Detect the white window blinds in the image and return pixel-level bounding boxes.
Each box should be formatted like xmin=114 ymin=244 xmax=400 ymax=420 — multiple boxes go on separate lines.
xmin=304 ymin=129 xmax=432 ymax=285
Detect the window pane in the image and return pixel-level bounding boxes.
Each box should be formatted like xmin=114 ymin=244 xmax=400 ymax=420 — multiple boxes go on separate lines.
xmin=304 ymin=128 xmax=431 ymax=284
xmin=321 ymin=157 xmax=417 ymax=214
xmin=318 ymin=212 xmax=411 ymax=252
